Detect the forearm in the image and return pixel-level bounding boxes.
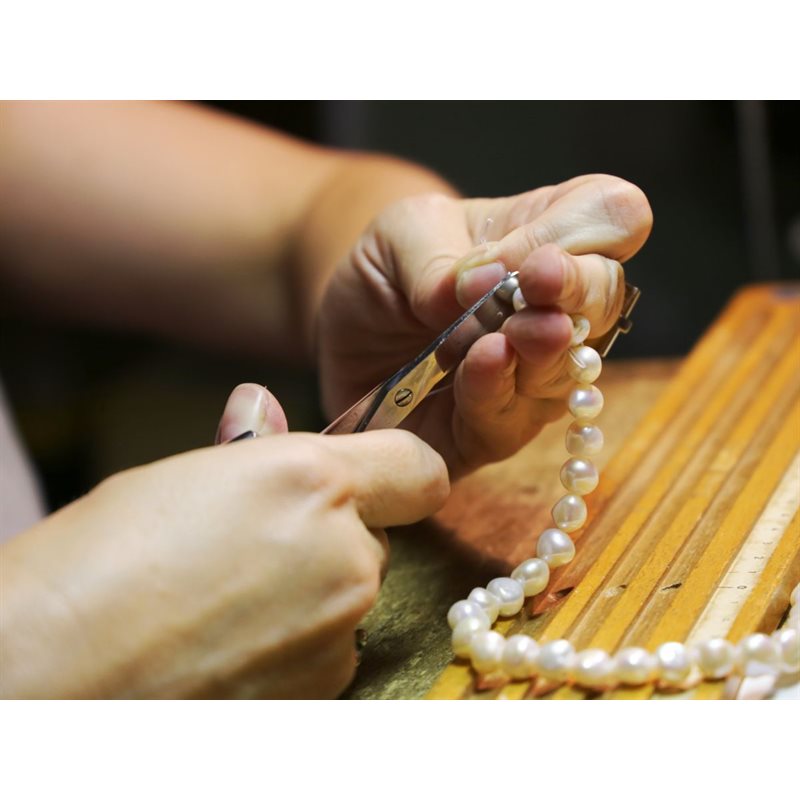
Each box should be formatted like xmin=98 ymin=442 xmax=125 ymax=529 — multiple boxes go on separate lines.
xmin=0 ymin=101 xmax=454 ymax=359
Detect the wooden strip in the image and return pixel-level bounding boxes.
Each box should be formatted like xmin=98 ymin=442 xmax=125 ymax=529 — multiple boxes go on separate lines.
xmin=425 ymin=286 xmax=795 ymax=700
xmin=608 ymin=404 xmax=800 ymax=699
xmin=537 ymin=304 xmax=797 ymax=646
xmin=583 ymin=333 xmax=800 ymax=652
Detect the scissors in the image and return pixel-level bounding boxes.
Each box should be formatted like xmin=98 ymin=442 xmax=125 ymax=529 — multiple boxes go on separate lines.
xmin=229 ymin=273 xmax=640 ymax=442
xmin=321 ymin=273 xmax=641 ymax=436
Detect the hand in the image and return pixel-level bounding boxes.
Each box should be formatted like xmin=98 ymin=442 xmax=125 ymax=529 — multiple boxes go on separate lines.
xmin=318 ymin=174 xmax=653 ymax=477
xmin=0 ymin=387 xmax=448 ymax=699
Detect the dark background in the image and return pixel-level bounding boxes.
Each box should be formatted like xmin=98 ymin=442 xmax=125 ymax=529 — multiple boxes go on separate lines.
xmin=2 ymin=101 xmax=798 ymax=511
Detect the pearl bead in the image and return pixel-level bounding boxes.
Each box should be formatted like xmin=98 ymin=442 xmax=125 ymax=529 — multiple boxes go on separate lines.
xmin=693 ymin=638 xmax=737 ymax=679
xmin=791 ymin=584 xmax=799 ymax=606
xmin=501 ymin=634 xmax=539 ymax=679
xmin=536 ymin=528 xmax=576 ymax=567
xmin=789 ymin=605 xmax=800 ymax=629
xmin=535 ymin=639 xmax=575 ymax=682
xmin=737 ymin=633 xmax=781 ymax=676
xmin=572 ymin=649 xmax=618 ymax=689
xmin=469 ymin=630 xmax=506 ymax=674
xmin=447 ymin=599 xmax=490 ymax=630
xmin=467 ymin=587 xmax=501 ymax=624
xmin=655 ymin=641 xmax=693 ymax=685
xmin=451 ymin=617 xmax=487 ymax=658
xmin=512 ymin=287 xmax=527 ymax=312
xmin=567 ymin=346 xmax=602 ymax=384
xmin=510 ymin=558 xmax=550 ymax=597
xmin=568 ymin=385 xmax=604 ymax=420
xmin=616 ymin=647 xmax=659 ymax=685
xmin=560 ymin=457 xmax=599 ymax=495
xmin=565 ymin=422 xmax=604 ymax=457
xmin=486 ymin=577 xmax=525 ymax=616
xmin=772 ymin=628 xmax=800 ymax=673
xmin=570 ymin=315 xmax=590 ymax=346
xmin=551 ymin=494 xmax=587 ymax=533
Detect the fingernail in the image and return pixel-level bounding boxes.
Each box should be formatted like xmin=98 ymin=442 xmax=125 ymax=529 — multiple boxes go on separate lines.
xmin=216 ymin=384 xmax=268 ymax=444
xmin=455 ymin=261 xmax=508 ymax=307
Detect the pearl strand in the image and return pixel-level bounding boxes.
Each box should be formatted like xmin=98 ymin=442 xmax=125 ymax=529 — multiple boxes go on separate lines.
xmin=446 ymin=314 xmax=800 ymax=691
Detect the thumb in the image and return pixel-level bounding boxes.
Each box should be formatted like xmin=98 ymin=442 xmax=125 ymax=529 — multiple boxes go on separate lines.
xmin=214 ymin=383 xmax=289 ymax=444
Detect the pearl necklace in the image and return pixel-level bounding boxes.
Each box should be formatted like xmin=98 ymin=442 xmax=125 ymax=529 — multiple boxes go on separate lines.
xmin=446 ymin=310 xmax=800 ymax=693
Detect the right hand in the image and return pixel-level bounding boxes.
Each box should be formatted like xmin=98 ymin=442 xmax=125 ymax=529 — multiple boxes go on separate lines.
xmin=0 ymin=390 xmax=449 ymax=699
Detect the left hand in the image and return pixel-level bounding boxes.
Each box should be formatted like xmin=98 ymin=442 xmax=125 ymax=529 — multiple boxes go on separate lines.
xmin=317 ymin=174 xmax=653 ymax=478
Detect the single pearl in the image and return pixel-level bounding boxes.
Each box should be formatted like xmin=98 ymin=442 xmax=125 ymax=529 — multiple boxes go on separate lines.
xmin=511 ymin=557 xmax=550 ymax=597
xmin=789 ymin=605 xmax=800 ymax=629
xmin=565 ymin=422 xmax=604 ymax=457
xmin=567 ymin=345 xmax=602 ymax=384
xmin=737 ymin=633 xmax=781 ymax=676
xmin=568 ymin=385 xmax=604 ymax=420
xmin=536 ymin=527 xmax=576 ymax=567
xmin=551 ymin=494 xmax=587 ymax=533
xmin=560 ymin=457 xmax=599 ymax=495
xmin=469 ymin=630 xmax=506 ymax=674
xmin=791 ymin=584 xmax=799 ymax=606
xmin=655 ymin=641 xmax=693 ymax=685
xmin=467 ymin=587 xmax=501 ymax=624
xmin=616 ymin=647 xmax=659 ymax=685
xmin=572 ymin=649 xmax=618 ymax=689
xmin=447 ymin=599 xmax=490 ymax=631
xmin=772 ymin=628 xmax=800 ymax=673
xmin=486 ymin=577 xmax=525 ymax=616
xmin=512 ymin=287 xmax=527 ymax=312
xmin=451 ymin=617 xmax=487 ymax=659
xmin=535 ymin=639 xmax=575 ymax=682
xmin=693 ymin=638 xmax=737 ymax=679
xmin=501 ymin=634 xmax=540 ymax=680
xmin=570 ymin=315 xmax=590 ymax=346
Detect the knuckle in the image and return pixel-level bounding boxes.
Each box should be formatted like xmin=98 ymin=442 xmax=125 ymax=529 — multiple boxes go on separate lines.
xmin=282 ymin=438 xmax=352 ymax=499
xmin=384 ymin=430 xmax=450 ymax=505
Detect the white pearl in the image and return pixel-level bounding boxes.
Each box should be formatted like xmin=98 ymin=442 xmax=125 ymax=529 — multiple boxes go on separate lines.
xmin=572 ymin=649 xmax=618 ymax=689
xmin=568 ymin=385 xmax=604 ymax=420
xmin=791 ymin=584 xmax=799 ymax=606
xmin=789 ymin=605 xmax=800 ymax=629
xmin=469 ymin=630 xmax=506 ymax=674
xmin=772 ymin=628 xmax=800 ymax=673
xmin=451 ymin=617 xmax=487 ymax=658
xmin=655 ymin=641 xmax=693 ymax=685
xmin=565 ymin=422 xmax=604 ymax=457
xmin=570 ymin=315 xmax=590 ymax=346
xmin=467 ymin=587 xmax=501 ymax=624
xmin=486 ymin=577 xmax=525 ymax=616
xmin=447 ymin=599 xmax=490 ymax=630
xmin=693 ymin=638 xmax=737 ymax=679
xmin=512 ymin=287 xmax=527 ymax=312
xmin=551 ymin=494 xmax=587 ymax=533
xmin=560 ymin=457 xmax=599 ymax=495
xmin=535 ymin=639 xmax=575 ymax=682
xmin=737 ymin=633 xmax=781 ymax=676
xmin=536 ymin=528 xmax=576 ymax=566
xmin=567 ymin=346 xmax=602 ymax=384
xmin=616 ymin=647 xmax=659 ymax=685
xmin=510 ymin=558 xmax=550 ymax=597
xmin=501 ymin=634 xmax=540 ymax=679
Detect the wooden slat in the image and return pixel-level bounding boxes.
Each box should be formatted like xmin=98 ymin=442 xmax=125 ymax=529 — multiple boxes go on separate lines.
xmin=426 ymin=283 xmax=800 ymax=700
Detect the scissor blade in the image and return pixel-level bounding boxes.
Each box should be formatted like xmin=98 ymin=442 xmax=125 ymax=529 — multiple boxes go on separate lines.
xmin=322 ymin=272 xmax=519 ymax=435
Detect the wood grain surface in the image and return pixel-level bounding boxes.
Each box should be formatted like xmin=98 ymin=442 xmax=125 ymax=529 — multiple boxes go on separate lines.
xmin=427 ymin=283 xmax=800 ymax=700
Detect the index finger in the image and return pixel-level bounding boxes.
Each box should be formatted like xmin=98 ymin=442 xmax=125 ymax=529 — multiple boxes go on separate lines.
xmin=319 ymin=429 xmax=451 ymax=528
